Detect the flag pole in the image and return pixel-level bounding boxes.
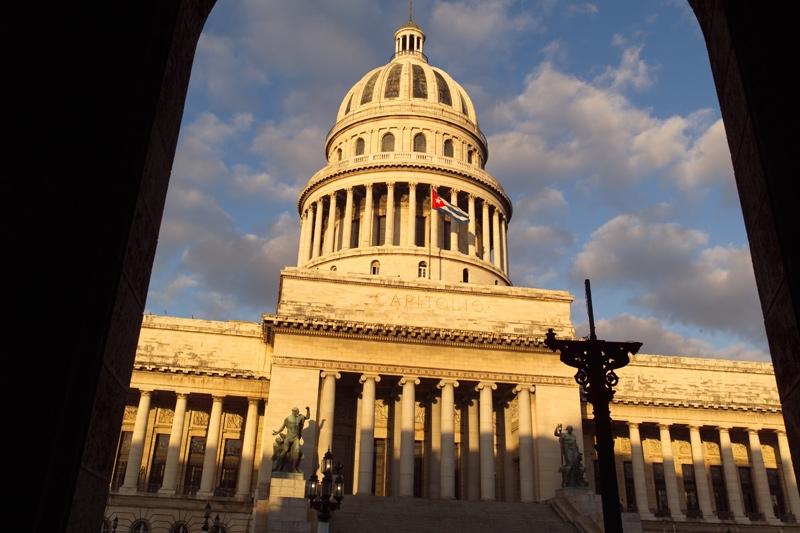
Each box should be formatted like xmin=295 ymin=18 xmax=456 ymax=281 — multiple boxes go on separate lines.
xmin=428 ymin=185 xmax=432 ymax=279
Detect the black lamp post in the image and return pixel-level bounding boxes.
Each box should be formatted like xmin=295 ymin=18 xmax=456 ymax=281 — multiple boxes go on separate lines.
xmin=201 ymin=503 xmax=210 ymax=532
xmin=544 ymin=280 xmax=642 ymax=533
xmin=307 ymin=450 xmax=344 ymax=533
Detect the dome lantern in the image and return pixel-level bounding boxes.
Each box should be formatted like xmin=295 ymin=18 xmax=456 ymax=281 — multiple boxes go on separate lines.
xmin=394 ymin=20 xmax=426 ymax=62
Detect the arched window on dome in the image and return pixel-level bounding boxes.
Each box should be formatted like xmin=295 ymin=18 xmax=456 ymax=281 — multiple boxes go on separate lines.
xmin=381 ymin=133 xmax=395 ymax=152
xmin=463 ymin=268 xmax=469 ymax=283
xmin=385 ymin=64 xmax=402 ymax=98
xmin=370 ymin=260 xmax=380 ymax=275
xmin=130 ymin=520 xmax=150 ymax=533
xmin=467 ymin=149 xmax=474 ymax=164
xmin=413 ymin=133 xmax=426 ymax=153
xmin=345 ymin=94 xmax=353 ymax=114
xmin=355 ymin=138 xmax=365 ymax=156
xmin=412 ymin=65 xmax=428 ymax=99
xmin=337 ymin=148 xmax=342 ymax=161
xmin=402 ymin=35 xmax=407 ymax=51
xmin=361 ymin=71 xmax=380 ymax=105
xmin=418 ymin=261 xmax=427 ymax=278
xmin=460 ymin=92 xmax=469 ymax=116
xmin=434 ymin=71 xmax=452 ymax=106
xmin=443 ymin=139 xmax=454 ymax=158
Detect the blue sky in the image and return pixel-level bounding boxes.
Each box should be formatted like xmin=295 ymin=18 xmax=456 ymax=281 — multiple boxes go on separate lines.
xmin=146 ymin=0 xmax=769 ymax=361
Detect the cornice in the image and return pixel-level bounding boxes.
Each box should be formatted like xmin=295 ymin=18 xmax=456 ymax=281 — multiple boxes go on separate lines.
xmin=612 ymin=395 xmax=781 ymax=413
xmin=132 ymin=363 xmax=268 ymax=381
xmin=628 ymin=354 xmax=774 ymax=375
xmin=140 ymin=316 xmax=262 ymax=339
xmin=263 ymin=315 xmax=567 ymax=353
xmin=271 ymin=355 xmax=574 ymax=386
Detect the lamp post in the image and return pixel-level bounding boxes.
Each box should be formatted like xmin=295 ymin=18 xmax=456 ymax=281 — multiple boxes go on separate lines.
xmin=307 ymin=450 xmax=344 ymax=533
xmin=544 ymin=279 xmax=642 ymax=533
xmin=201 ymin=503 xmax=210 ymax=532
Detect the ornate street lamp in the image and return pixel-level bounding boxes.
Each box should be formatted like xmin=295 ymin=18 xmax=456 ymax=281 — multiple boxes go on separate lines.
xmin=201 ymin=503 xmax=211 ymax=532
xmin=544 ymin=280 xmax=642 ymax=533
xmin=307 ymin=450 xmax=344 ymax=533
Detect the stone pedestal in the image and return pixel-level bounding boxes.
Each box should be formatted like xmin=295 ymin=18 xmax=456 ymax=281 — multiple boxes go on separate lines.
xmin=265 ymin=472 xmax=310 ymax=533
xmin=550 ymin=487 xmax=643 ymax=533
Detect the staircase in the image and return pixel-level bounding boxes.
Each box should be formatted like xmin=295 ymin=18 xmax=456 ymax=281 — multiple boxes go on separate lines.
xmin=330 ymin=495 xmax=580 ymax=533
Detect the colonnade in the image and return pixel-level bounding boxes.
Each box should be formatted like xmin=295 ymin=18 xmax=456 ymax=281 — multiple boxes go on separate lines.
xmin=297 ymin=182 xmax=509 ymax=275
xmin=612 ymin=421 xmax=800 ymax=524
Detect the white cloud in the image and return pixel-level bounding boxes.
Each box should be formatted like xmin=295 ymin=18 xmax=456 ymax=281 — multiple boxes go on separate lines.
xmin=232 ymin=166 xmax=299 ymax=202
xmin=566 ymin=3 xmax=598 ymax=17
xmin=172 ymin=112 xmax=253 ymax=184
xmin=193 ymin=32 xmax=269 ymax=107
xmin=594 ymin=44 xmax=654 ymax=92
xmin=672 ymin=118 xmax=735 ymax=192
xmin=250 ymin=116 xmax=328 ymax=185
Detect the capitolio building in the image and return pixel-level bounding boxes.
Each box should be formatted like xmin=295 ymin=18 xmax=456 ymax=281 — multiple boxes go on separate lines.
xmin=103 ymin=19 xmax=800 ymax=533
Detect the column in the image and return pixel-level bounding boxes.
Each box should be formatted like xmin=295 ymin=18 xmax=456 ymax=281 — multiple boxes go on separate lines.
xmin=430 ymin=394 xmax=442 ymax=498
xmin=777 ymin=430 xmax=800 ymax=518
xmin=317 ymin=371 xmax=340 ymax=475
xmin=159 ymin=392 xmax=188 ymax=494
xmin=501 ymin=216 xmax=509 ymax=274
xmin=688 ymin=425 xmax=715 ymax=520
xmin=748 ymin=429 xmax=780 ymax=522
xmin=467 ymin=396 xmax=480 ymax=500
xmin=256 ymin=404 xmax=273 ymax=499
xmin=477 ymin=382 xmax=497 ymax=500
xmin=406 ymin=182 xmax=417 ymax=247
xmin=467 ymin=194 xmax=476 ymax=256
xmin=312 ymin=199 xmax=323 ymax=259
xmin=481 ymin=200 xmax=490 ymax=261
xmin=361 ymin=183 xmax=373 ymax=247
xmin=492 ymin=206 xmax=501 ymax=269
xmin=357 ymin=374 xmax=380 ymax=494
xmin=719 ymin=426 xmax=747 ymax=520
xmin=430 ymin=186 xmax=439 ymax=251
xmin=385 ymin=182 xmax=395 ymax=246
xmin=235 ymin=398 xmax=259 ymax=498
xmin=297 ymin=211 xmax=309 ymax=266
xmin=658 ymin=424 xmax=684 ymax=519
xmin=120 ymin=390 xmax=152 ymax=493
xmin=342 ymin=187 xmax=353 ymax=250
xmin=352 ymin=393 xmax=362 ymax=493
xmin=515 ymin=385 xmax=534 ymax=502
xmin=501 ymin=402 xmax=516 ymax=501
xmin=198 ymin=396 xmax=224 ymax=497
xmin=399 ymin=376 xmax=420 ymax=496
xmin=391 ymin=394 xmax=402 ymax=496
xmin=325 ymin=191 xmax=337 ymax=254
xmin=450 ymin=189 xmax=459 ymax=252
xmin=438 ymin=380 xmax=458 ymax=499
xmin=629 ymin=422 xmax=655 ymax=518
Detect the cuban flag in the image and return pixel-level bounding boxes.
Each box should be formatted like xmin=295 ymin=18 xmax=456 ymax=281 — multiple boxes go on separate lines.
xmin=431 ymin=187 xmax=469 ymax=224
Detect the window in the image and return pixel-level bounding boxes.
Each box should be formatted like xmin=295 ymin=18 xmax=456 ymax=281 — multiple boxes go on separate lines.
xmin=467 ymin=150 xmax=474 ymax=164
xmin=683 ymin=464 xmax=700 ymax=513
xmin=373 ymin=438 xmax=387 ymax=496
xmin=418 ymin=261 xmax=427 ymax=278
xmin=374 ymin=215 xmax=386 ymax=246
xmin=710 ymin=465 xmax=729 ymax=514
xmin=434 ymin=71 xmax=452 ymax=106
xmin=462 ymin=268 xmax=469 ymax=283
xmin=412 ymin=64 xmax=427 ymax=98
xmin=337 ymin=148 xmax=342 ymax=161
xmin=111 ymin=431 xmax=132 ymax=491
xmin=350 ymin=217 xmax=360 ymax=248
xmin=443 ymin=219 xmax=451 ymax=250
xmin=344 ymin=94 xmax=352 ymax=114
xmin=360 ymin=71 xmax=380 ymax=105
xmin=169 ymin=524 xmax=189 ymax=533
xmin=370 ymin=260 xmax=380 ymax=275
xmin=217 ymin=438 xmax=242 ymax=497
xmin=355 ymin=138 xmax=365 ymax=156
xmin=623 ymin=461 xmax=636 ymax=511
xmin=460 ymin=92 xmax=469 ymax=116
xmin=384 ymin=64 xmax=402 ymax=98
xmin=147 ymin=433 xmax=169 ymax=492
xmin=415 ymin=216 xmax=425 ymax=246
xmin=183 ymin=436 xmax=205 ymax=495
xmin=413 ymin=133 xmax=426 ymax=153
xmin=652 ymin=463 xmax=668 ymax=515
xmin=443 ymin=139 xmax=453 ymax=157
xmin=381 ymin=133 xmax=395 ymax=152
xmin=130 ymin=520 xmax=149 ymax=533
xmin=739 ymin=466 xmax=756 ymax=515
xmin=766 ymin=468 xmax=786 ymax=517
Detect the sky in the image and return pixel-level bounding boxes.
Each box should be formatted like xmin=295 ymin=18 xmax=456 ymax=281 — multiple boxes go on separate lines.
xmin=145 ymin=0 xmax=770 ymax=361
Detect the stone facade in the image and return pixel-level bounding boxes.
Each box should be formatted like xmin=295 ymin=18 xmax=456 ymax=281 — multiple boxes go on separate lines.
xmin=103 ymin=19 xmax=799 ymax=533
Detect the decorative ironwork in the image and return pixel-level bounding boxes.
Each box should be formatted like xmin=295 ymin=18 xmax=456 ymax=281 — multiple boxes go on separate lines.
xmin=307 ymin=450 xmax=344 ymax=525
xmin=544 ymin=279 xmax=642 ymax=533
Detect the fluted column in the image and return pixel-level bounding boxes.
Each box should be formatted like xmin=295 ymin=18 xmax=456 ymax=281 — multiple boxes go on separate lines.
xmin=312 ymin=199 xmax=324 ymax=259
xmin=430 ymin=395 xmax=442 ymax=498
xmin=688 ymin=425 xmax=715 ymax=520
xmin=629 ymin=422 xmax=655 ymax=518
xmin=407 ymin=182 xmax=417 ymax=247
xmin=385 ymin=182 xmax=395 ymax=246
xmin=719 ymin=427 xmax=747 ymax=520
xmin=477 ymin=382 xmax=497 ymax=500
xmin=491 ymin=206 xmax=501 ymax=268
xmin=749 ymin=429 xmax=779 ymax=522
xmin=159 ymin=393 xmax=188 ymax=494
xmin=235 ymin=398 xmax=259 ymax=498
xmin=399 ymin=376 xmax=420 ymax=496
xmin=362 ymin=184 xmax=373 ymax=247
xmin=481 ymin=200 xmax=490 ymax=260
xmin=658 ymin=424 xmax=683 ymax=520
xmin=450 ymin=189 xmax=459 ymax=252
xmin=198 ymin=396 xmax=224 ymax=497
xmin=357 ymin=374 xmax=380 ymax=494
xmin=342 ymin=187 xmax=354 ymax=250
xmin=297 ymin=211 xmax=309 ymax=266
xmin=467 ymin=396 xmax=480 ymax=500
xmin=317 ymin=371 xmax=341 ymax=475
xmin=515 ymin=385 xmax=535 ymax=502
xmin=467 ymin=194 xmax=476 ymax=256
xmin=501 ymin=216 xmax=509 ymax=275
xmin=120 ymin=390 xmax=152 ymax=493
xmin=438 ymin=380 xmax=458 ymax=499
xmin=777 ymin=430 xmax=800 ymax=518
xmin=325 ymin=192 xmax=338 ymax=254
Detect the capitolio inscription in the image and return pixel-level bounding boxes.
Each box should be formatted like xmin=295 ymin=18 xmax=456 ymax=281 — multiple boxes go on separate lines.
xmin=372 ymin=292 xmax=487 ymax=313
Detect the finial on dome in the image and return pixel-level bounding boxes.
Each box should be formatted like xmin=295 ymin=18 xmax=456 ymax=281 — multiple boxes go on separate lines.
xmin=394 ymin=8 xmax=426 ymax=62
xmin=409 ymin=0 xmax=413 ymax=22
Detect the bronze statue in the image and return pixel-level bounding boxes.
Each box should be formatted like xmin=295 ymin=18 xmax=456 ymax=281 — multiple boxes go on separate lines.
xmin=555 ymin=423 xmax=588 ymax=487
xmin=272 ymin=406 xmax=311 ymax=473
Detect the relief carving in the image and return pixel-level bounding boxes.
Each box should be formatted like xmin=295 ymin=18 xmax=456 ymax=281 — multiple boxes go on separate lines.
xmin=731 ymin=443 xmax=749 ymax=463
xmin=192 ymin=411 xmax=209 ymax=427
xmin=704 ymin=441 xmax=721 ymax=458
xmin=645 ymin=439 xmax=662 ymax=457
xmin=762 ymin=444 xmax=776 ymax=467
xmin=618 ymin=438 xmax=631 ymax=454
xmin=225 ymin=413 xmax=243 ymax=430
xmin=157 ymin=408 xmax=174 ymax=425
xmin=123 ymin=406 xmax=137 ymax=421
xmin=677 ymin=442 xmax=692 ymax=458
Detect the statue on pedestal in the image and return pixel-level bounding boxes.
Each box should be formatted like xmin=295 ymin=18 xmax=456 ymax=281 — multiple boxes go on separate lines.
xmin=555 ymin=423 xmax=588 ymax=487
xmin=272 ymin=406 xmax=310 ymax=473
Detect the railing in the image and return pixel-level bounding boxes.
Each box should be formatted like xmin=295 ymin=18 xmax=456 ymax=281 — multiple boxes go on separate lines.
xmin=391 ymin=50 xmax=428 ymax=63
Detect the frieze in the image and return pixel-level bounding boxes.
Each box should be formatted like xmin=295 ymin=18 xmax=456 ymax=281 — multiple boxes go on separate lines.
xmin=192 ymin=411 xmax=209 ymax=428
xmin=375 ymin=401 xmax=389 ymax=423
xmin=762 ymin=445 xmax=776 ymax=466
xmin=731 ymin=443 xmax=749 ymax=463
xmin=618 ymin=438 xmax=631 ymax=454
xmin=156 ymin=408 xmax=174 ymax=425
xmin=124 ymin=406 xmax=137 ymax=421
xmin=704 ymin=441 xmax=721 ymax=458
xmin=269 ymin=355 xmax=575 ymax=386
xmin=415 ymin=404 xmax=425 ymax=425
xmin=132 ymin=363 xmax=267 ymax=381
xmin=645 ymin=439 xmax=662 ymax=457
xmin=677 ymin=442 xmax=692 ymax=458
xmin=225 ymin=413 xmax=243 ymax=430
